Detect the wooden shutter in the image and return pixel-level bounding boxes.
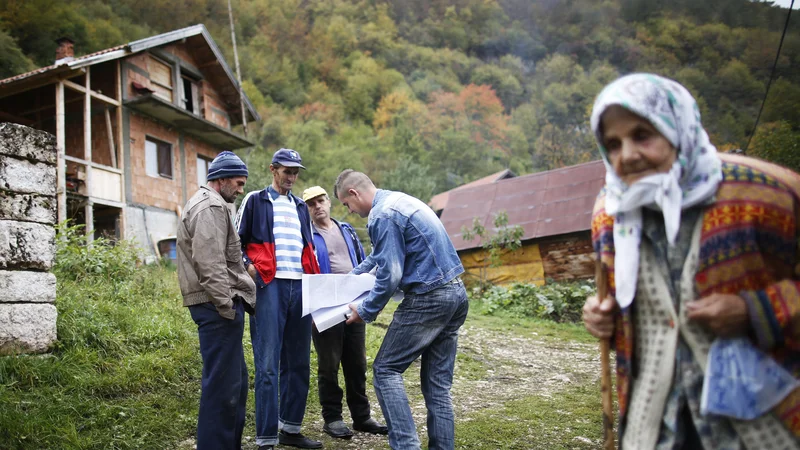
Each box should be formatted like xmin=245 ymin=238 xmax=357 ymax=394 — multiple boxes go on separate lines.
xmin=157 ymin=141 xmax=172 ymax=178
xmin=150 ymin=57 xmax=173 ymax=102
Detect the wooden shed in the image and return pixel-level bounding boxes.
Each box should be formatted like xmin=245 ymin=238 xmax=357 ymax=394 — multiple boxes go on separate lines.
xmin=439 ymin=160 xmax=606 ymax=285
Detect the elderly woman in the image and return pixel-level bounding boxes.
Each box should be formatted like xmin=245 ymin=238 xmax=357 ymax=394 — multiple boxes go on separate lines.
xmin=582 ymin=73 xmax=800 ymax=449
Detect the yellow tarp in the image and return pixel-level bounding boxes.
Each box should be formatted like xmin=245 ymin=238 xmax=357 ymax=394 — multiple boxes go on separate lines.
xmin=459 ymin=243 xmax=545 ymax=286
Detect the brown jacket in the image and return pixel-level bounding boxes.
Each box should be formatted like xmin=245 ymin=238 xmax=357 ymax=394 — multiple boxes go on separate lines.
xmin=177 ymin=186 xmax=256 ymax=319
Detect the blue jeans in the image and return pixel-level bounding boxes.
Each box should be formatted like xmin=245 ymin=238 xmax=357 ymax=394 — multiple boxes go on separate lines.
xmin=373 ymin=279 xmax=469 ymax=450
xmin=189 ymin=301 xmax=248 ymax=450
xmin=250 ymin=278 xmax=312 ymax=446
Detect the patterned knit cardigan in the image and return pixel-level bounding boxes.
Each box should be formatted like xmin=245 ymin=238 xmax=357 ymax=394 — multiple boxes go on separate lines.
xmin=592 ymin=153 xmax=800 ymax=440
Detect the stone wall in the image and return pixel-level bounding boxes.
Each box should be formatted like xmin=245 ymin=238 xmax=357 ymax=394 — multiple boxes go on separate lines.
xmin=0 ymin=123 xmax=58 ymax=355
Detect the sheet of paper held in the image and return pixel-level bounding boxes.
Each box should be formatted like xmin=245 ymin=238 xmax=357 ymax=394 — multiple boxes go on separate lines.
xmin=312 ymin=293 xmax=368 ymax=332
xmin=302 ymin=273 xmax=404 ymax=332
xmin=301 ymin=273 xmax=377 ymax=317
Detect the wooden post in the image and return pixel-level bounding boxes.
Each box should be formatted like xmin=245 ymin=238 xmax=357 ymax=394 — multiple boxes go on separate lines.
xmin=116 ymin=60 xmax=126 ymax=240
xmin=595 ymin=261 xmax=615 ymax=450
xmin=56 ymin=81 xmax=66 ymax=224
xmin=228 ymin=0 xmax=248 ymax=137
xmin=105 ymin=108 xmax=117 ymax=169
xmin=84 ymin=67 xmax=94 ymax=243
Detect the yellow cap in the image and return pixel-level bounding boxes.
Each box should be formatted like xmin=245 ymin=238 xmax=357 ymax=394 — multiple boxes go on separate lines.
xmin=302 ymin=185 xmax=328 ymax=202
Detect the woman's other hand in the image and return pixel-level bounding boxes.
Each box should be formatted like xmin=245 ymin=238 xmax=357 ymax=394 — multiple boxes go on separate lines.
xmin=686 ymin=293 xmax=749 ymax=337
xmin=583 ymin=294 xmax=618 ymax=339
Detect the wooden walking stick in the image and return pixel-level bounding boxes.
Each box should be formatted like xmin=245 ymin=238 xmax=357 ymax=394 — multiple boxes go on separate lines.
xmin=595 ymin=261 xmax=615 ymax=450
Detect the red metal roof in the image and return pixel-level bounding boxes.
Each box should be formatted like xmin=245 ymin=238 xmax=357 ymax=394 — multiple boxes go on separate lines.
xmin=440 ymin=160 xmax=606 ymax=251
xmin=428 ymin=169 xmax=515 ymax=212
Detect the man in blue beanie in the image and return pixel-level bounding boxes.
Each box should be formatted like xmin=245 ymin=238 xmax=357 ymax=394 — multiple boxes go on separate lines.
xmin=177 ymin=150 xmax=256 ymax=450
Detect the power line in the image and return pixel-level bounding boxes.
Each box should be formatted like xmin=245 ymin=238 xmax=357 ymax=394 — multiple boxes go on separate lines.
xmin=743 ymin=0 xmax=794 ymax=154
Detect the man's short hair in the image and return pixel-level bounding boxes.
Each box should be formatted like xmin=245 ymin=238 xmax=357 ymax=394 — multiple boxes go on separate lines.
xmin=334 ymin=169 xmax=373 ymax=199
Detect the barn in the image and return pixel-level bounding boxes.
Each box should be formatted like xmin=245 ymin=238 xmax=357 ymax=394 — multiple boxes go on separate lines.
xmin=439 ymin=160 xmax=606 ymax=285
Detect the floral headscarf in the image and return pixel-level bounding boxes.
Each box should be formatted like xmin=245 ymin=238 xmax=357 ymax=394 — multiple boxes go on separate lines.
xmin=589 ymin=73 xmax=722 ymax=309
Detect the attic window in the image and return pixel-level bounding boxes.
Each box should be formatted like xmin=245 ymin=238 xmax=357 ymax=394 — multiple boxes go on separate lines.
xmin=181 ymin=76 xmax=200 ymax=114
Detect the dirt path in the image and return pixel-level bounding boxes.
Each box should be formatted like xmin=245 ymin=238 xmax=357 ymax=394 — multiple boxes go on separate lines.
xmin=266 ymin=323 xmax=602 ymax=450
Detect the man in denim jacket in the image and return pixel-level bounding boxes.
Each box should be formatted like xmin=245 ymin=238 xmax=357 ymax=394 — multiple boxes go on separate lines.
xmin=333 ymin=169 xmax=469 ymax=450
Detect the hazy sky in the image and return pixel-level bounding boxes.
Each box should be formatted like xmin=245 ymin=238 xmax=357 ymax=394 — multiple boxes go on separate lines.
xmin=769 ymin=0 xmax=799 ymax=9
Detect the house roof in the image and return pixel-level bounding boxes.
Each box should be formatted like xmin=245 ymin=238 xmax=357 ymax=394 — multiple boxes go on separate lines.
xmin=429 ymin=169 xmax=515 ymax=212
xmin=440 ymin=160 xmax=606 ymax=251
xmin=0 ymin=24 xmax=259 ymax=123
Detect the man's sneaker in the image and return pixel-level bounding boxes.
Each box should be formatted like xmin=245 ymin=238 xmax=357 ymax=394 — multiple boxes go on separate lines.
xmin=257 ymin=446 xmax=274 ymax=450
xmin=353 ymin=417 xmax=389 ymax=435
xmin=322 ymin=420 xmax=354 ymax=439
xmin=278 ymin=431 xmax=323 ymax=449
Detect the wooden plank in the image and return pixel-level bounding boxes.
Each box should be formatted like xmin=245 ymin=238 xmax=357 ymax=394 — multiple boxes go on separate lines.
xmin=62 ymin=78 xmax=120 ymax=106
xmin=115 ymin=59 xmax=126 ymax=239
xmin=56 ymin=81 xmax=66 ymax=223
xmin=84 ymin=67 xmax=94 ymax=243
xmin=90 ymin=168 xmax=123 ymax=203
xmin=150 ymin=57 xmax=173 ymax=87
xmin=105 ymin=108 xmax=117 ymax=168
xmin=64 ymin=155 xmax=123 ymax=174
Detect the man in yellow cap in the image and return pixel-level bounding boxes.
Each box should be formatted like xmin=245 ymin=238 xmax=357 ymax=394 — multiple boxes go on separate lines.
xmin=302 ymin=186 xmax=388 ymax=440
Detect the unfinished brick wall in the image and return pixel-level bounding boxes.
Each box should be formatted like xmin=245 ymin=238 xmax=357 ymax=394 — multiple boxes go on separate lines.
xmin=128 ymin=113 xmax=183 ymax=211
xmin=0 ymin=123 xmax=58 ymax=355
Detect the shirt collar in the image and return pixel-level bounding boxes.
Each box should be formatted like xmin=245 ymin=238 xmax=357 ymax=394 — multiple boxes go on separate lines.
xmin=267 ymin=185 xmax=292 ymax=201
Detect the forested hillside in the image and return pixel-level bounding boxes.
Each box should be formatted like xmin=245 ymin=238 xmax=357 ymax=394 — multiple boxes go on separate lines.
xmin=2 ymin=0 xmax=799 ymax=200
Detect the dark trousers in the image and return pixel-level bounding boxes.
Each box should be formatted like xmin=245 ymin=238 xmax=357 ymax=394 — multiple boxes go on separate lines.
xmin=312 ymin=321 xmax=371 ymax=424
xmin=189 ymin=301 xmax=248 ymax=450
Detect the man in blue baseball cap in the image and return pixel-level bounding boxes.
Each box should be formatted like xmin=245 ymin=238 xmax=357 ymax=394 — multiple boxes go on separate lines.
xmin=177 ymin=151 xmax=256 ymax=450
xmin=236 ymin=148 xmax=323 ymax=449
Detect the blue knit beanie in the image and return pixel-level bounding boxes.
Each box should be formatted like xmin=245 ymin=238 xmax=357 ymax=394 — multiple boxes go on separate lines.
xmin=206 ymin=151 xmax=248 ymax=181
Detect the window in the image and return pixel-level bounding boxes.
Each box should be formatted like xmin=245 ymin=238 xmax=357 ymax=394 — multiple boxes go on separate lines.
xmin=181 ymin=76 xmax=200 ymax=114
xmin=145 ymin=138 xmax=173 ymax=179
xmin=150 ymin=57 xmax=173 ymax=102
xmin=197 ymin=156 xmax=212 ymax=186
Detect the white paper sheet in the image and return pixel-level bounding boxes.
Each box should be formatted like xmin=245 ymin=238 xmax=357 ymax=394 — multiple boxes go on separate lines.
xmin=302 ymin=273 xmax=404 ymax=332
xmin=301 ymin=273 xmax=376 ymax=317
xmin=311 ymin=293 xmax=368 ymax=332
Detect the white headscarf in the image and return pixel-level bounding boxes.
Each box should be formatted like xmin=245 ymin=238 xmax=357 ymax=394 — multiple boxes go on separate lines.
xmin=589 ymin=74 xmax=723 ymax=309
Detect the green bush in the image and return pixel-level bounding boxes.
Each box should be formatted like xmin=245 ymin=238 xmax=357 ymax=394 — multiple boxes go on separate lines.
xmin=53 ymin=222 xmax=141 ymax=283
xmin=469 ymin=280 xmax=595 ymax=323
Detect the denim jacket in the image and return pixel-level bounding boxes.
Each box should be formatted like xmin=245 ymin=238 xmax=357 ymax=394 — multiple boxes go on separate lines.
xmin=353 ymin=189 xmax=464 ymax=322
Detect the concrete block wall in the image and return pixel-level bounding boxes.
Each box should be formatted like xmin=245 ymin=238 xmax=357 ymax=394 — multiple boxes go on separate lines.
xmin=0 ymin=123 xmax=58 ymax=355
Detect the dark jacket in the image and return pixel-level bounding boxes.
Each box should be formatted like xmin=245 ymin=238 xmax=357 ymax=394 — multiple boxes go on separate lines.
xmin=236 ymin=186 xmax=321 ymax=287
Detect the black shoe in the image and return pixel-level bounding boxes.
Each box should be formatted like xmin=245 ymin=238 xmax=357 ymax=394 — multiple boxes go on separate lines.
xmin=258 ymin=446 xmax=274 ymax=450
xmin=322 ymin=420 xmax=354 ymax=439
xmin=353 ymin=417 xmax=389 ymax=435
xmin=278 ymin=431 xmax=323 ymax=449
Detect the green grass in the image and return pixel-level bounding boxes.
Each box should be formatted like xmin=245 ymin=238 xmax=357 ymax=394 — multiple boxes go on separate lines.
xmin=464 ymin=303 xmax=597 ymax=344
xmin=0 ymin=265 xmax=201 ymax=449
xmin=455 ymin=383 xmax=604 ymax=449
xmin=0 ymin=265 xmax=606 ymax=449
